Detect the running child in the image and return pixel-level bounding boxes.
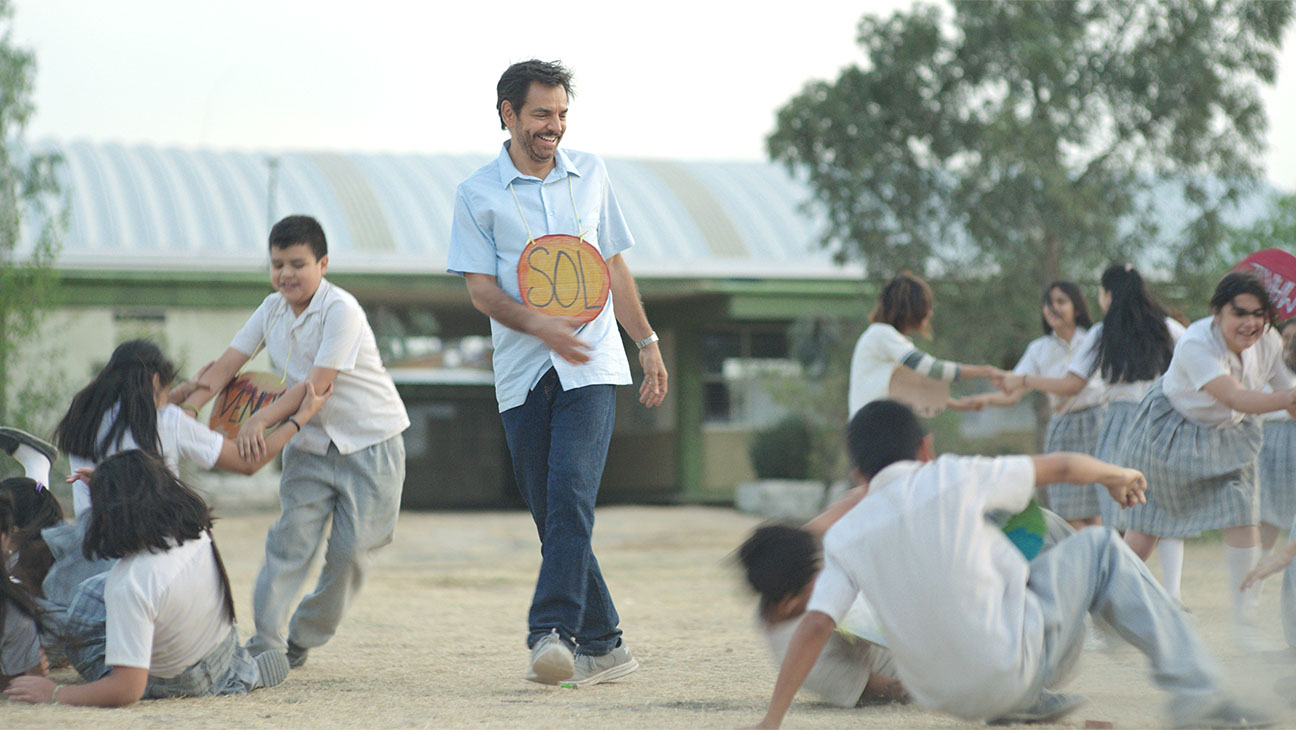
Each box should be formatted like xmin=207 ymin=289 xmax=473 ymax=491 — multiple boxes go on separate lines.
xmin=183 ymin=214 xmax=410 ymax=668
xmin=1119 ymin=271 xmax=1296 ymax=648
xmin=4 ymin=450 xmax=289 ymax=705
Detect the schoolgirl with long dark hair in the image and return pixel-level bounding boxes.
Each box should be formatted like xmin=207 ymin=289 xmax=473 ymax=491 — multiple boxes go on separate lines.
xmin=5 ymin=450 xmax=289 ymax=705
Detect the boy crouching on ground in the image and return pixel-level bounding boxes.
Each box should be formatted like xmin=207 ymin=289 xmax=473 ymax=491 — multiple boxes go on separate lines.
xmin=745 ymin=399 xmax=1272 ymax=729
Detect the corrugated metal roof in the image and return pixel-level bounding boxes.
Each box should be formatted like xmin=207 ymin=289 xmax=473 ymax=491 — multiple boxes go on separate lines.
xmin=29 ymin=141 xmax=857 ymax=279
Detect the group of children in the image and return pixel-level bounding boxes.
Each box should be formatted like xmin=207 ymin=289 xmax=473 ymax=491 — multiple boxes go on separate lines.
xmin=0 ymin=214 xmax=408 ymax=706
xmin=741 ymin=266 xmax=1296 ymax=728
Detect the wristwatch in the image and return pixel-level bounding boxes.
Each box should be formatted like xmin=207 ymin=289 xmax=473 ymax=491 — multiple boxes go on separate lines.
xmin=635 ymin=332 xmax=659 ymax=349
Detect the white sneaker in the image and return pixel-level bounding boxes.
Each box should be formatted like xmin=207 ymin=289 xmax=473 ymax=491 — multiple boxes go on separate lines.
xmin=524 ymin=630 xmax=574 ymax=685
xmin=569 ymin=642 xmax=639 ymax=688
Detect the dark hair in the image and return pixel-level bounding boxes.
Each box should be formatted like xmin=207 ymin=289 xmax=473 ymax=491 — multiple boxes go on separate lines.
xmin=1095 ymin=264 xmax=1173 ymax=384
xmin=0 ymin=477 xmax=64 ymax=592
xmin=496 ymin=59 xmax=574 ymax=130
xmin=269 ymin=214 xmax=328 ymax=261
xmin=1209 ymin=272 xmax=1277 ymax=328
xmin=870 ymin=273 xmax=933 ymax=334
xmin=848 ymin=400 xmax=927 ymax=478
xmin=54 ymin=339 xmax=177 ymax=462
xmin=83 ymin=451 xmax=235 ymax=622
xmin=1041 ymin=281 xmax=1093 ymax=335
xmin=0 ymin=492 xmax=42 ymax=636
xmin=737 ymin=524 xmax=820 ymax=621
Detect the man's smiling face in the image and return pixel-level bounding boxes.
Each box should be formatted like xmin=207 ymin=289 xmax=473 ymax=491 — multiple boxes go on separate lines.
xmin=504 ymin=81 xmax=568 ymax=174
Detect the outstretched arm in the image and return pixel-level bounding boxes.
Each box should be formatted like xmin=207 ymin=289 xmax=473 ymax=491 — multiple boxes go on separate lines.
xmin=744 ymin=610 xmax=838 ymax=729
xmin=1202 ymin=375 xmax=1296 ymax=415
xmin=217 ymin=381 xmax=332 ymax=473
xmin=1033 ymin=452 xmax=1146 ymax=508
xmin=5 ymin=666 xmax=148 ymax=707
xmin=995 ymin=371 xmax=1088 ymax=397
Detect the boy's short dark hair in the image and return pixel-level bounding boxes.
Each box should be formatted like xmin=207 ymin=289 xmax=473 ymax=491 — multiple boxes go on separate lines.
xmin=848 ymin=400 xmax=926 ymax=478
xmin=737 ymin=524 xmax=820 ymax=621
xmin=496 ymin=59 xmax=574 ymax=130
xmin=269 ymin=214 xmax=328 ymax=260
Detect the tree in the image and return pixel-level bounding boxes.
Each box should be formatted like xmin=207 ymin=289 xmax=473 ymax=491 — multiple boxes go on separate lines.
xmin=1 ymin=0 xmax=64 ymax=434
xmin=769 ymin=0 xmax=1293 ymax=372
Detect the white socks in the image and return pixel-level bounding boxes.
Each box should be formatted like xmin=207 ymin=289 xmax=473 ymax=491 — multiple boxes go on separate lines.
xmin=1225 ymin=544 xmax=1261 ymax=623
xmin=13 ymin=442 xmax=51 ymax=489
xmin=1158 ymin=539 xmax=1185 ymax=601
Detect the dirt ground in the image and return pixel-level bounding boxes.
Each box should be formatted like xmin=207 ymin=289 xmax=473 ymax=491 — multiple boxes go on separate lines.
xmin=5 ymin=505 xmax=1296 ymax=729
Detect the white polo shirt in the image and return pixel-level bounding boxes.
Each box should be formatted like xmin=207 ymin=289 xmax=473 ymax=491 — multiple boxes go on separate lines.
xmin=230 ymin=278 xmax=409 ymax=456
xmin=1012 ymin=329 xmax=1103 ymax=412
xmin=806 ymin=454 xmax=1042 ymax=720
xmin=1163 ymin=317 xmax=1295 ymax=427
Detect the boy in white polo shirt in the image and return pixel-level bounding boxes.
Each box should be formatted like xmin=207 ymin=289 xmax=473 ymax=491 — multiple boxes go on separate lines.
xmin=185 ymin=215 xmax=409 ymax=668
xmin=746 ymin=400 xmax=1271 ymax=730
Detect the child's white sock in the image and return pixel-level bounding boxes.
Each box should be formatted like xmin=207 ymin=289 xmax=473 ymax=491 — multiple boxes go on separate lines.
xmin=13 ymin=442 xmax=51 ymax=489
xmin=1225 ymin=544 xmax=1261 ymax=623
xmin=1158 ymin=538 xmax=1185 ymax=601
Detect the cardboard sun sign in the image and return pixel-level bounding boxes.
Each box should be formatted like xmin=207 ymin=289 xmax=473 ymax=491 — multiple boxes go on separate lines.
xmin=208 ymin=371 xmax=290 ymax=440
xmin=517 ymin=234 xmax=610 ymax=324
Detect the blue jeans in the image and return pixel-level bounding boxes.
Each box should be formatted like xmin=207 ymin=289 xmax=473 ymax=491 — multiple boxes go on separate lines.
xmin=501 ymin=368 xmax=620 ymax=656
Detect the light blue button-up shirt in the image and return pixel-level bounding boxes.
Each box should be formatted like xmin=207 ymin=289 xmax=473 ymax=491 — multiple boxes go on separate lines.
xmin=448 ymin=144 xmax=634 ymax=411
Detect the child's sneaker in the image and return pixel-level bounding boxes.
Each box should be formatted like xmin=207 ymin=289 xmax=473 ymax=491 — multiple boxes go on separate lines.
xmin=286 ymin=640 xmax=309 ymax=669
xmin=569 ymin=642 xmax=639 ymax=688
xmin=255 ymin=650 xmax=291 ymax=688
xmin=525 ymin=629 xmax=574 ymax=685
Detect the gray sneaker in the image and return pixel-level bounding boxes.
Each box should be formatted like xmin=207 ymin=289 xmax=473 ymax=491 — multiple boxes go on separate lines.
xmin=989 ymin=690 xmax=1086 ymax=724
xmin=1173 ymin=699 xmax=1276 ymax=729
xmin=254 ymin=650 xmax=290 ymax=688
xmin=524 ymin=630 xmax=574 ymax=685
xmin=569 ymin=642 xmax=639 ymax=688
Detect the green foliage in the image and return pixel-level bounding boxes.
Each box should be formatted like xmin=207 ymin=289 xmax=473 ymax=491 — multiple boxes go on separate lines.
xmin=749 ymin=415 xmax=813 ymax=480
xmin=0 ymin=0 xmax=65 ymax=432
xmin=769 ymin=0 xmax=1293 ymax=368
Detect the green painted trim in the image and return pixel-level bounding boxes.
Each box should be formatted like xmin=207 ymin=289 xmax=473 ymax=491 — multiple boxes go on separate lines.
xmin=674 ymin=323 xmax=705 ymax=498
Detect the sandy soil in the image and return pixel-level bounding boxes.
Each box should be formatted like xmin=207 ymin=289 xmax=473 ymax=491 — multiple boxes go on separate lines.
xmin=5 ymin=505 xmax=1296 ymax=729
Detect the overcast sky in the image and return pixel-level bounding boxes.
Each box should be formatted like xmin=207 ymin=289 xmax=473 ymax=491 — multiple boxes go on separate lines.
xmin=11 ymin=0 xmax=1296 ymax=190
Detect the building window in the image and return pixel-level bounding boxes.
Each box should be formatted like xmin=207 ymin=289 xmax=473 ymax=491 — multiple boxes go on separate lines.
xmin=701 ymin=327 xmax=792 ymax=425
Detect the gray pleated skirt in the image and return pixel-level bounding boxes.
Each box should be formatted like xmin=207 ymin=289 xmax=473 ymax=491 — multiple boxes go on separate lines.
xmin=1092 ymin=400 xmax=1140 ymax=530
xmin=1260 ymin=419 xmax=1296 ymax=529
xmin=1118 ymin=380 xmax=1262 ymax=537
xmin=1042 ymin=405 xmax=1103 ymax=519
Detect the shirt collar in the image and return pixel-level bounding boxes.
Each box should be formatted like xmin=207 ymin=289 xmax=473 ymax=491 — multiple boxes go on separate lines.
xmin=867 ymin=460 xmax=922 ymax=493
xmin=291 ymin=277 xmax=332 ymax=326
xmin=495 ymin=142 xmax=581 ymax=187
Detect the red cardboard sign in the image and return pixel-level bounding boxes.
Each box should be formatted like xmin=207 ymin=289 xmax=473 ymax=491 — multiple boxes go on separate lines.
xmin=1233 ymin=249 xmax=1296 ymax=321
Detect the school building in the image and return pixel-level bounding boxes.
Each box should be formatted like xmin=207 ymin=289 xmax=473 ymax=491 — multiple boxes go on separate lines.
xmin=21 ymin=141 xmax=873 ymax=508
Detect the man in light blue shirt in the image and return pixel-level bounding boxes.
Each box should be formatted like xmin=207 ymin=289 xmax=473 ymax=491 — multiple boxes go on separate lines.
xmin=447 ymin=59 xmax=667 ymax=688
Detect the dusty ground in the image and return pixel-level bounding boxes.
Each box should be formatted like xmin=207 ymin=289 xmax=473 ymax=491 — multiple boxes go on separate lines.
xmin=5 ymin=505 xmax=1296 ymax=729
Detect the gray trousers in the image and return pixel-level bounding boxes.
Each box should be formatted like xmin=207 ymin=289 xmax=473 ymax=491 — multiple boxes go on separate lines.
xmin=247 ymin=435 xmax=405 ymax=655
xmin=1025 ymin=528 xmax=1224 ymax=726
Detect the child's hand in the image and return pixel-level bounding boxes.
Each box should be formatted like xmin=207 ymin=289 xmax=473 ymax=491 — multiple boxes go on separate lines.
xmin=66 ymin=466 xmax=94 ymax=485
xmin=947 ymin=395 xmax=986 ymax=412
xmin=4 ymin=675 xmax=56 ymax=703
xmin=1242 ymin=544 xmax=1296 ymax=590
xmin=997 ymin=372 xmax=1026 ymax=393
xmin=296 ymin=381 xmax=334 ymax=422
xmin=1102 ymin=467 xmax=1147 ymax=508
xmin=236 ymin=415 xmax=269 ymax=461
